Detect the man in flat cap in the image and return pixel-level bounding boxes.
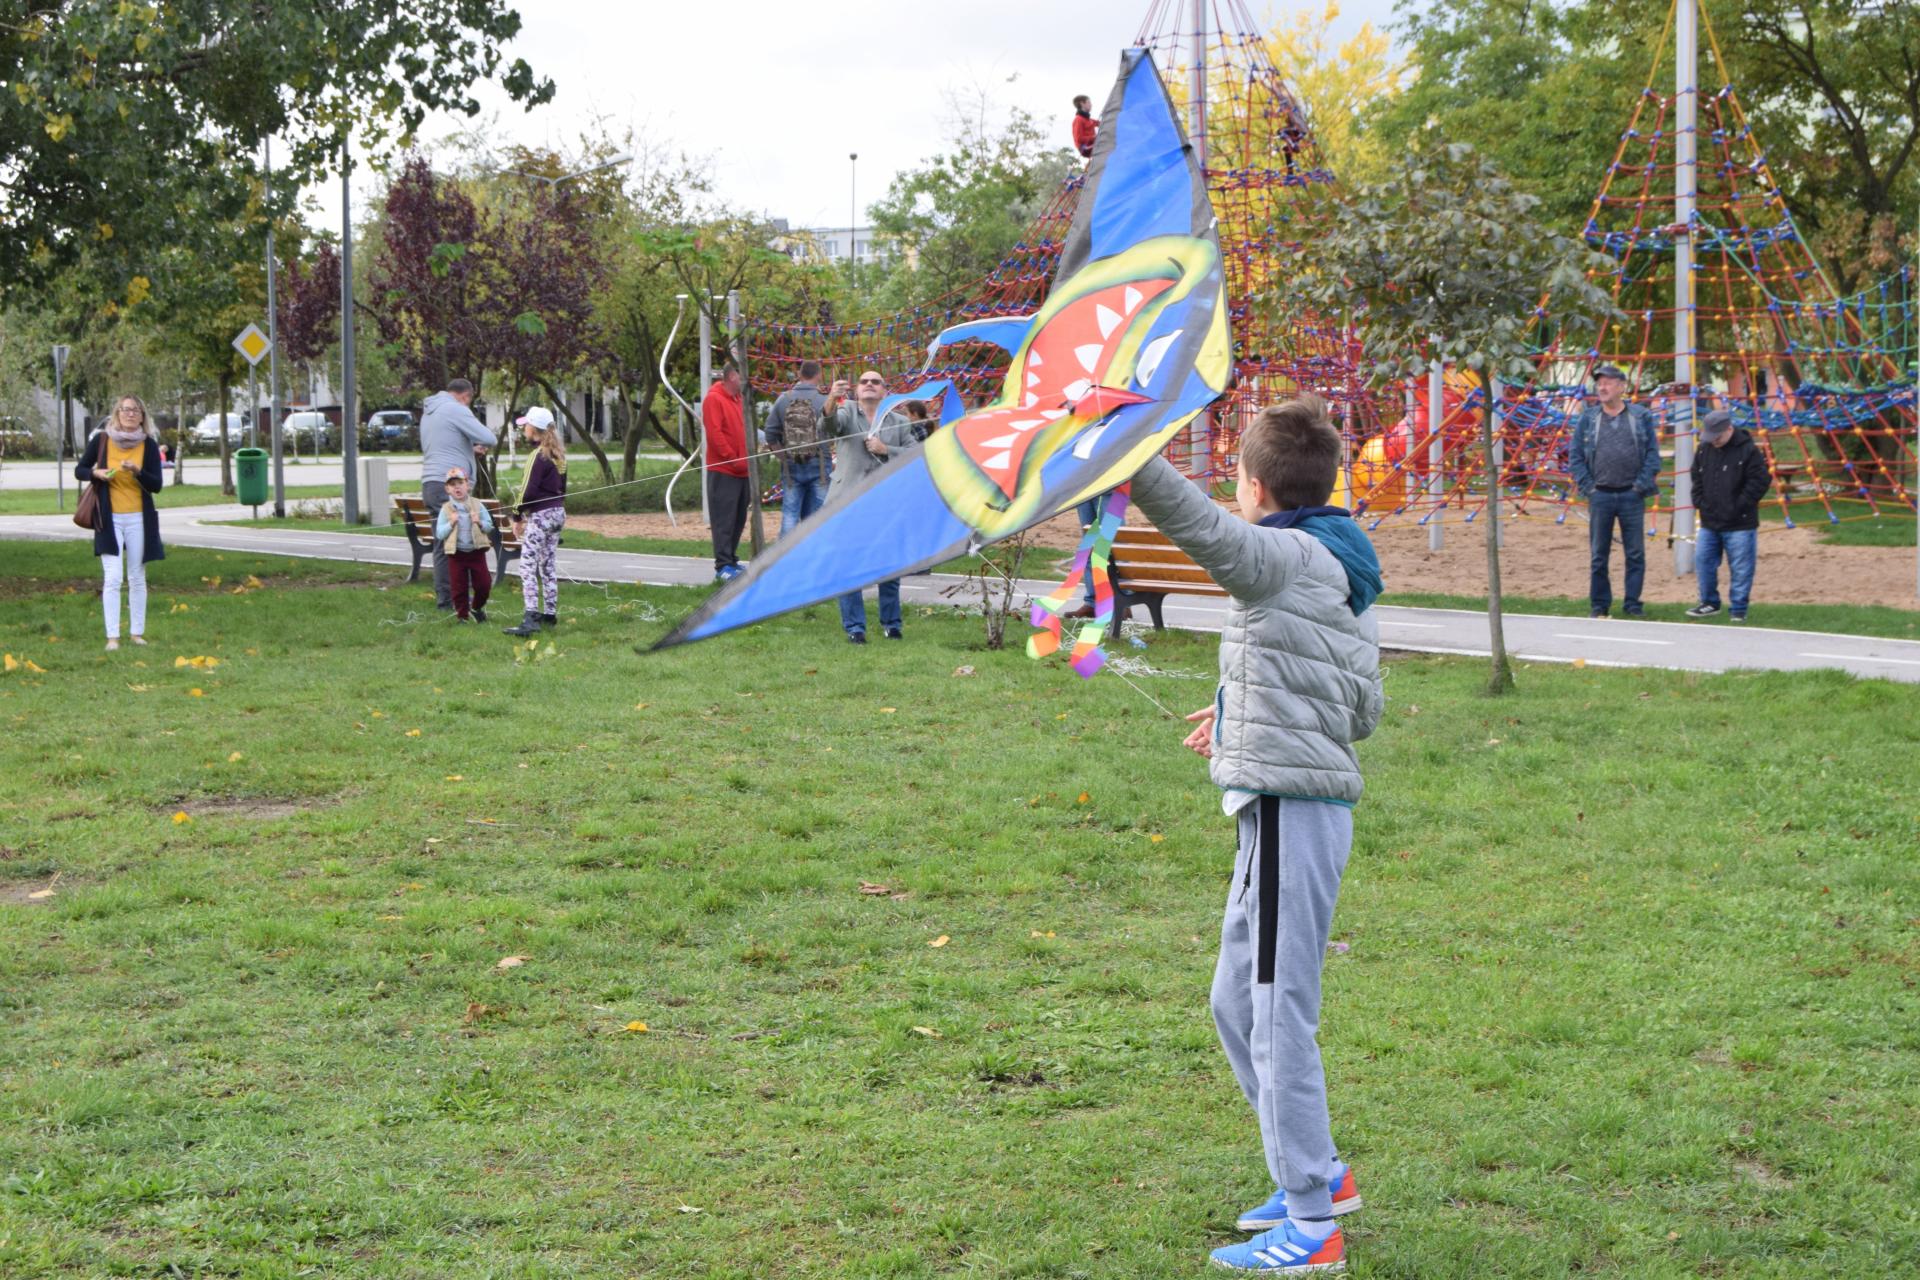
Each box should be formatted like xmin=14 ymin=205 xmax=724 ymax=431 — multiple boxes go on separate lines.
xmin=1685 ymin=409 xmax=1772 ymax=621
xmin=1568 ymin=364 xmax=1661 ymax=618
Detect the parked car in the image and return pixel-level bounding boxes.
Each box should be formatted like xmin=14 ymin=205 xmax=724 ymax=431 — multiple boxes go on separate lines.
xmin=281 ymin=410 xmax=332 ymax=449
xmin=365 ymin=409 xmax=417 ymax=451
xmin=190 ymin=412 xmax=246 ymax=444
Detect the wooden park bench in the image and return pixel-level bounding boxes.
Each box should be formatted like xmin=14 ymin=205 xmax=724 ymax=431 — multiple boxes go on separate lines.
xmin=1109 ymin=525 xmax=1229 ymax=630
xmin=394 ymin=494 xmax=521 ymax=585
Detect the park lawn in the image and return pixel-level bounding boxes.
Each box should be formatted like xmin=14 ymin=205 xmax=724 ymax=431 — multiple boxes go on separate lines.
xmin=0 ymin=484 xmax=344 ymax=517
xmin=1381 ymin=591 xmax=1920 ymax=642
xmin=1 ymin=540 xmax=1917 ymax=1279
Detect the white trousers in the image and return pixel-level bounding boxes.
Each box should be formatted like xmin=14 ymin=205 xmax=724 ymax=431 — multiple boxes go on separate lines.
xmin=102 ymin=512 xmax=148 ymax=640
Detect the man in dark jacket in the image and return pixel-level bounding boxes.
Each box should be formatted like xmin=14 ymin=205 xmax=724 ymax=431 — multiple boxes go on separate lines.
xmin=1686 ymin=409 xmax=1772 ymax=622
xmin=1567 ymin=363 xmax=1662 ymax=618
xmin=765 ymin=360 xmax=830 ymax=537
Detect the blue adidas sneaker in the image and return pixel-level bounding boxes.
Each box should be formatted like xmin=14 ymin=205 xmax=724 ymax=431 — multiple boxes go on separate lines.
xmin=1236 ymin=1164 xmax=1362 ymax=1231
xmin=1210 ymin=1222 xmax=1345 ymax=1273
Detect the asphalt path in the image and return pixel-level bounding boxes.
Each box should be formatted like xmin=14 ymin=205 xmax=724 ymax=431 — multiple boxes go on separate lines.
xmin=4 ymin=505 xmax=1918 ymax=684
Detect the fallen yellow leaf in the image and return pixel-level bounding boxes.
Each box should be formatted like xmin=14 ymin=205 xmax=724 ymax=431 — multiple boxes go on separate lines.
xmin=624 ymin=1021 xmax=649 ymax=1033
xmin=1029 ymin=930 xmax=1057 ymax=939
xmin=24 ymin=660 xmax=45 ymax=674
xmin=188 ymin=688 xmax=204 ymax=697
xmin=370 ymin=710 xmax=385 ymax=718
xmin=928 ymin=935 xmax=950 ymax=948
xmin=376 ymin=914 xmax=403 ymax=922
xmin=910 ymin=1025 xmax=942 ymax=1038
xmin=879 ymin=707 xmax=897 ymax=714
xmin=26 ymin=887 xmax=55 ymax=901
xmin=1077 ymin=791 xmax=1090 ymax=805
xmin=227 ymin=751 xmax=243 ymax=763
xmin=2 ymin=654 xmax=16 ymax=672
xmin=171 ymin=811 xmax=191 ymax=824
xmin=634 ymin=702 xmax=649 ymax=711
xmin=405 ymin=729 xmax=422 ymax=737
xmin=1572 ymin=657 xmax=1588 ymax=669
xmin=1149 ymin=833 xmax=1165 ymax=843
xmin=444 ymin=774 xmax=464 ymax=781
xmin=495 ymin=955 xmax=530 ymax=970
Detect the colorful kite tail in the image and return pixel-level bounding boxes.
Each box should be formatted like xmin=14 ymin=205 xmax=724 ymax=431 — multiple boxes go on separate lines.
xmin=1026 ymin=484 xmax=1130 ymax=678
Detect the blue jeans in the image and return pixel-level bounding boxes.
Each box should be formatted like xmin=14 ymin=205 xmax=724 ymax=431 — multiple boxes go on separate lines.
xmin=1695 ymin=527 xmax=1756 ymax=615
xmin=840 ymin=580 xmax=901 ymax=636
xmin=1587 ymin=489 xmax=1647 ymax=614
xmin=779 ymin=458 xmax=830 ymax=537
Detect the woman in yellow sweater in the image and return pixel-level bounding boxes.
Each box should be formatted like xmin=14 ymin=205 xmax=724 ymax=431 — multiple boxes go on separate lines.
xmin=75 ymin=395 xmax=166 ymax=651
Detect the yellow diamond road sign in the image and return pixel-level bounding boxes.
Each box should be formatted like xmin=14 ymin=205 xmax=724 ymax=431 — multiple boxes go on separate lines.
xmin=231 ymin=322 xmax=270 ymax=366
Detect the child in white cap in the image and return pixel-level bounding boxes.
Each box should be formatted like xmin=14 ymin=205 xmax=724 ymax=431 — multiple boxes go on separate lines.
xmin=504 ymin=406 xmax=568 ymax=636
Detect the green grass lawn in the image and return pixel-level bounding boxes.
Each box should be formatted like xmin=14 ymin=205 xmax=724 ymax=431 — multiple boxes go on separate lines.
xmin=2 ymin=541 xmax=1917 ymax=1278
xmin=1381 ymin=591 xmax=1920 ymax=642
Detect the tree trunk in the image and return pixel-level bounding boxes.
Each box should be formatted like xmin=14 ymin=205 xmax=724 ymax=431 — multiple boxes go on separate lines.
xmin=217 ymin=372 xmax=233 ymax=495
xmin=1481 ymin=396 xmax=1514 ymax=694
xmin=535 ymin=377 xmax=616 ymax=486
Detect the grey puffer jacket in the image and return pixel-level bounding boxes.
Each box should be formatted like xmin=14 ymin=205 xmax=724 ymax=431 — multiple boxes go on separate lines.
xmin=1130 ymin=458 xmax=1383 ymax=803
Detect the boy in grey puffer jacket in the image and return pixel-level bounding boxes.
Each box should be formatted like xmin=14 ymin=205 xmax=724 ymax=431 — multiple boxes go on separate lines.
xmin=1128 ymin=395 xmax=1382 ymax=1273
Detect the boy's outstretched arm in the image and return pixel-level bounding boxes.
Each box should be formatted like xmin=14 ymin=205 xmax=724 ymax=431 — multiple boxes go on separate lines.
xmin=1128 ymin=456 xmax=1300 ymax=600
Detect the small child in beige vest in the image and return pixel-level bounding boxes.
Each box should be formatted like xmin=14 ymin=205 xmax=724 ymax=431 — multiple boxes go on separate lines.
xmin=434 ymin=469 xmax=496 ymax=621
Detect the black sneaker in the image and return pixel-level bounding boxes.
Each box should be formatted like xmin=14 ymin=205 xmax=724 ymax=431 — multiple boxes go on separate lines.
xmin=540 ymin=613 xmax=558 ymax=628
xmin=1589 ymin=609 xmax=1609 ymax=619
xmin=1623 ymin=606 xmax=1645 ymax=618
xmin=1729 ymin=613 xmax=1748 ymax=623
xmin=474 ymin=607 xmax=488 ymax=623
xmin=884 ymin=627 xmax=903 ymax=640
xmin=504 ymin=611 xmax=541 ymax=637
xmin=1685 ymin=602 xmax=1720 ymax=618
xmin=847 ymin=632 xmax=867 ymax=645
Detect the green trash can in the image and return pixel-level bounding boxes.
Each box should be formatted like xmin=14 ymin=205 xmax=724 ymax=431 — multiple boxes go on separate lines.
xmin=234 ymin=447 xmax=269 ymax=507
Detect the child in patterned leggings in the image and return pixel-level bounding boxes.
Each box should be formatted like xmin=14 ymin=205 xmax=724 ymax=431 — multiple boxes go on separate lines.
xmin=504 ymin=406 xmax=568 ymax=636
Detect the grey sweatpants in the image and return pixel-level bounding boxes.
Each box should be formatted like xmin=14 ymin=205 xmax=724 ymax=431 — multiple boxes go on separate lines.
xmin=1213 ymin=795 xmax=1352 ymax=1220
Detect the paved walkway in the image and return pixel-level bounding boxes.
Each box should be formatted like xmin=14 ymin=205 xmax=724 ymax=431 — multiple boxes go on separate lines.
xmin=5 ymin=505 xmax=1918 ymax=684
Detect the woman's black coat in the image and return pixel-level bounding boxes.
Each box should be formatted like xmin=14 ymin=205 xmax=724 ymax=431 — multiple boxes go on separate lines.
xmin=74 ymin=433 xmax=167 ymax=562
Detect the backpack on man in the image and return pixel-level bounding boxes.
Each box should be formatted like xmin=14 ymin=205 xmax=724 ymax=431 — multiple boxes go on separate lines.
xmin=782 ymin=393 xmax=820 ymax=456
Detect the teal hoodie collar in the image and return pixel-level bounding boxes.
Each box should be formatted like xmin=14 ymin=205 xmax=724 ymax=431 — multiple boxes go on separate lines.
xmin=1258 ymin=507 xmax=1383 ymax=615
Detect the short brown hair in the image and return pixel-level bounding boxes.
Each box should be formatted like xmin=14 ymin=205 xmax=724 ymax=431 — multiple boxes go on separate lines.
xmin=1239 ymin=395 xmax=1340 ymax=510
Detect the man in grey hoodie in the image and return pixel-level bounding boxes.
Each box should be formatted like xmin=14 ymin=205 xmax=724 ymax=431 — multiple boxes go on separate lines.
xmin=418 ymin=378 xmax=496 ymax=610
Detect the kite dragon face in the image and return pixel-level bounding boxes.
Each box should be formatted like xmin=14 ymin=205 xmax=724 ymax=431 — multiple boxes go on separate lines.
xmin=924 ymin=233 xmax=1230 ymax=542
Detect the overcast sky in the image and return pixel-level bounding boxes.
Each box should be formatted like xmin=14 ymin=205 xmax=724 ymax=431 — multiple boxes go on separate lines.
xmin=304 ymin=0 xmax=1404 ymax=235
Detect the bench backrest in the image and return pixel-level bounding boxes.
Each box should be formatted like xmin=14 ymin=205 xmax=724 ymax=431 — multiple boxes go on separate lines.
xmin=394 ymin=495 xmax=520 ymax=550
xmin=1109 ymin=525 xmax=1228 ymax=597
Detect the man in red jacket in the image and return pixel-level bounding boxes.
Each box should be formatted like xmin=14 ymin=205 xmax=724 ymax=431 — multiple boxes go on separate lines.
xmin=703 ymin=363 xmax=750 ymax=581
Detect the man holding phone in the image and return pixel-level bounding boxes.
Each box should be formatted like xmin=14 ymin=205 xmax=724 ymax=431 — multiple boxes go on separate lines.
xmin=822 ymin=370 xmax=919 ymax=642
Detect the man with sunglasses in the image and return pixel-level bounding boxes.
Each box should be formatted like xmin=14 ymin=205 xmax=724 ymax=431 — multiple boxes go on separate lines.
xmin=823 ymin=370 xmax=920 ymax=642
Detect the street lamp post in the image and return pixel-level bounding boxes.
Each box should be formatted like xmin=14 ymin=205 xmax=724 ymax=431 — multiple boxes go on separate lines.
xmin=849 ymin=152 xmax=858 ymax=267
xmin=51 ymin=343 xmax=69 ymax=511
xmin=502 ymin=152 xmax=634 ymax=188
xmin=341 ymin=137 xmax=359 ymax=524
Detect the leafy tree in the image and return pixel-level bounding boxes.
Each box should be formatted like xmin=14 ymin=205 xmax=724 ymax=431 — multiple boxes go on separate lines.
xmin=1284 ymin=141 xmax=1618 ymax=694
xmin=368 ymin=157 xmax=495 ymax=394
xmin=1376 ymin=0 xmax=1920 ymax=294
xmin=1262 ymin=2 xmax=1406 ymax=186
xmin=867 ymin=97 xmax=1076 ymax=309
xmin=275 ymin=240 xmax=342 ymax=404
xmin=1 ymin=0 xmax=551 ymax=299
